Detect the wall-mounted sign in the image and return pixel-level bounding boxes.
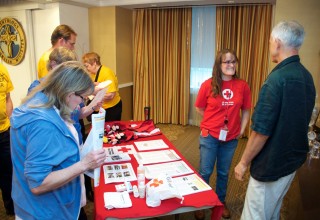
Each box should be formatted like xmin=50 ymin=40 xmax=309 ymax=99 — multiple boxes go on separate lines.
xmin=0 ymin=17 xmax=26 ymax=65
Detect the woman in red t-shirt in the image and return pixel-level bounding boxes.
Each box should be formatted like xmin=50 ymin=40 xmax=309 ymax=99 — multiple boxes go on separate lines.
xmin=194 ymin=49 xmax=251 ymax=219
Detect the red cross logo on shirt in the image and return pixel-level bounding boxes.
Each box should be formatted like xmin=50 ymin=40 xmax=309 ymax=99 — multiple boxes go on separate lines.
xmin=223 ymin=89 xmax=233 ymax=100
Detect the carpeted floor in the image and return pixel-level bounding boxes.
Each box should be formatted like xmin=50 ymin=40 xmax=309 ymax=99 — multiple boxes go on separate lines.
xmin=144 ymin=124 xmax=301 ymax=220
xmin=0 ymin=124 xmax=302 ymax=220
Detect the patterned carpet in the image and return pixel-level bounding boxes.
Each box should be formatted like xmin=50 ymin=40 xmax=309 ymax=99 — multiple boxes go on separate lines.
xmin=149 ymin=124 xmax=300 ymax=220
xmin=0 ymin=124 xmax=300 ymax=220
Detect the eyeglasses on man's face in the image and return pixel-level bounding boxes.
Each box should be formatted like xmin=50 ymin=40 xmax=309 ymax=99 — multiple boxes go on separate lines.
xmin=63 ymin=38 xmax=76 ymax=49
xmin=66 ymin=40 xmax=76 ymax=46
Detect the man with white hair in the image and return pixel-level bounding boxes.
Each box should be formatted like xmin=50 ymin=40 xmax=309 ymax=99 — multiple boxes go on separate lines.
xmin=234 ymin=20 xmax=316 ymax=219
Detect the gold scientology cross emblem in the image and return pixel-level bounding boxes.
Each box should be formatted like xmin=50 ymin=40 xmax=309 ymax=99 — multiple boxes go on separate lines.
xmin=1 ymin=25 xmax=17 ymax=58
xmin=0 ymin=17 xmax=26 ymax=65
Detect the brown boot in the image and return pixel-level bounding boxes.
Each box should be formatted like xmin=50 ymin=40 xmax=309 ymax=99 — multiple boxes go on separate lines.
xmin=194 ymin=209 xmax=205 ymax=220
xmin=222 ymin=202 xmax=231 ymax=219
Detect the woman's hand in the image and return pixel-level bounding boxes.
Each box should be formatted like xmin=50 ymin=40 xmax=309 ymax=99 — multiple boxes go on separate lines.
xmin=31 ymin=148 xmax=107 ymax=195
xmin=93 ymin=84 xmax=103 ymax=95
xmin=103 ymin=92 xmax=116 ymax=101
xmin=236 ymin=132 xmax=243 ymax=139
xmin=89 ymin=88 xmax=106 ymax=110
xmin=81 ymin=88 xmax=105 ymax=117
xmin=81 ymin=148 xmax=106 ymax=171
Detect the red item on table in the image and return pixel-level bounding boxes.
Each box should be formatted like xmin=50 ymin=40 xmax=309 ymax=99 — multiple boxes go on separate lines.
xmin=95 ymin=125 xmax=223 ymax=220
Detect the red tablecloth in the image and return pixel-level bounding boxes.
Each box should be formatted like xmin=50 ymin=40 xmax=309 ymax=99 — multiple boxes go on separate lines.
xmin=94 ymin=123 xmax=223 ymax=220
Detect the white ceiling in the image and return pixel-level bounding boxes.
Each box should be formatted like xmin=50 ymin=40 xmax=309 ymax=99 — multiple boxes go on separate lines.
xmin=0 ymin=0 xmax=276 ymax=9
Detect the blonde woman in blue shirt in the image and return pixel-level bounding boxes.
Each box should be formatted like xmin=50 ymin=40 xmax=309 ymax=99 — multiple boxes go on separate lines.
xmin=10 ymin=62 xmax=106 ymax=220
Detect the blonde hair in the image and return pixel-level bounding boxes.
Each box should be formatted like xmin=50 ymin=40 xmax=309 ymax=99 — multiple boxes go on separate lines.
xmin=23 ymin=61 xmax=94 ymax=122
xmin=82 ymin=52 xmax=101 ymax=65
xmin=47 ymin=47 xmax=77 ymax=71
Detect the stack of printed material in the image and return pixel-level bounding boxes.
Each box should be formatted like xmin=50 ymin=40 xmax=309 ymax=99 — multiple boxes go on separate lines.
xmin=104 ymin=147 xmax=131 ymax=163
xmin=104 ymin=191 xmax=132 ymax=209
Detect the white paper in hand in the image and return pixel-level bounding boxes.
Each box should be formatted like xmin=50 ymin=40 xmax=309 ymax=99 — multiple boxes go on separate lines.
xmin=88 ymin=80 xmax=112 ymax=100
xmin=80 ymin=108 xmax=106 ymax=186
xmin=97 ymin=80 xmax=112 ymax=89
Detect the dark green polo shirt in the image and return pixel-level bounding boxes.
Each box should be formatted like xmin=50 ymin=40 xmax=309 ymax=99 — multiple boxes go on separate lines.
xmin=250 ymin=55 xmax=316 ymax=182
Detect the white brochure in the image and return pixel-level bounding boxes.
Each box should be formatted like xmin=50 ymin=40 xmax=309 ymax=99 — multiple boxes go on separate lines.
xmin=104 ymin=191 xmax=132 ymax=209
xmin=80 ymin=108 xmax=106 ymax=187
xmin=134 ymin=139 xmax=169 ymax=151
xmin=144 ymin=160 xmax=194 ymax=179
xmin=103 ymin=163 xmax=137 ymax=184
xmin=173 ymin=174 xmax=212 ymax=196
xmin=134 ymin=149 xmax=181 ymax=165
xmin=88 ymin=80 xmax=111 ymax=100
xmin=104 ymin=147 xmax=131 ymax=163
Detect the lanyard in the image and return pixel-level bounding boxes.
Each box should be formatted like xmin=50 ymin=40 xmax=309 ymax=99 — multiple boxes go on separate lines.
xmin=94 ymin=65 xmax=102 ymax=82
xmin=222 ymin=80 xmax=233 ymax=127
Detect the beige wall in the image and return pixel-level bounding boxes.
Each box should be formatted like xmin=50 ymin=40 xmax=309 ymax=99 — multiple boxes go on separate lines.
xmin=87 ymin=1 xmax=320 ymax=121
xmin=115 ymin=7 xmax=134 ymax=85
xmin=88 ymin=7 xmax=117 ymax=70
xmin=274 ymin=0 xmax=320 ymax=101
xmin=88 ymin=6 xmax=134 ymax=120
xmin=0 ymin=3 xmax=89 ymax=108
xmin=119 ymin=86 xmax=133 ymax=120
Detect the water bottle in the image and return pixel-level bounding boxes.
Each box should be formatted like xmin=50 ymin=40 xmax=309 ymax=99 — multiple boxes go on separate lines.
xmin=137 ymin=164 xmax=146 ymax=198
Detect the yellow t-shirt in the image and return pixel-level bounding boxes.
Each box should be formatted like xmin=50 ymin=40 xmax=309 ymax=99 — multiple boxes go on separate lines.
xmin=37 ymin=49 xmax=52 ymax=79
xmin=91 ymin=65 xmax=121 ymax=109
xmin=0 ymin=64 xmax=14 ymax=132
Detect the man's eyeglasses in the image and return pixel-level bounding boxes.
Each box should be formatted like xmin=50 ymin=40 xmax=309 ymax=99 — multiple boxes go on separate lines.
xmin=222 ymin=60 xmax=237 ymax=65
xmin=64 ymin=38 xmax=76 ymax=47
xmin=67 ymin=41 xmax=76 ymax=46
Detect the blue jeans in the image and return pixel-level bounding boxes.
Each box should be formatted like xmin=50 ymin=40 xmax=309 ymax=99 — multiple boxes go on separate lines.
xmin=199 ymin=134 xmax=238 ymax=202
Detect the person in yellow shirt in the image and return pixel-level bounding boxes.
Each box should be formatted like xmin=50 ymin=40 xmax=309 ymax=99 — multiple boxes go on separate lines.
xmin=37 ymin=24 xmax=77 ymax=79
xmin=0 ymin=63 xmax=14 ymax=215
xmin=82 ymin=52 xmax=122 ymax=121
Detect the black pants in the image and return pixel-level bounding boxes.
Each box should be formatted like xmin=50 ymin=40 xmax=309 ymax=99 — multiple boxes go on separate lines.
xmin=78 ymin=207 xmax=87 ymax=220
xmin=0 ymin=129 xmax=14 ymax=214
xmin=105 ymin=100 xmax=122 ymax=122
xmin=80 ymin=119 xmax=86 ymax=141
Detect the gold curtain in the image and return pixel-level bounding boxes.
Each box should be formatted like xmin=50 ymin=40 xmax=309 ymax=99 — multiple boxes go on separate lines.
xmin=216 ymin=4 xmax=273 ymax=136
xmin=133 ymin=8 xmax=192 ymax=125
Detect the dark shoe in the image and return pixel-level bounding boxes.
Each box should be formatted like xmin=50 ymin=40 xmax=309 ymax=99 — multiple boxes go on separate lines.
xmin=194 ymin=210 xmax=205 ymax=220
xmin=5 ymin=208 xmax=15 ymax=216
xmin=4 ymin=200 xmax=15 ymax=216
xmin=222 ymin=202 xmax=231 ymax=219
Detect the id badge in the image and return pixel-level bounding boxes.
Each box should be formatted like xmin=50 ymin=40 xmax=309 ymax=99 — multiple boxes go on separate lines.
xmin=219 ymin=127 xmax=228 ymax=141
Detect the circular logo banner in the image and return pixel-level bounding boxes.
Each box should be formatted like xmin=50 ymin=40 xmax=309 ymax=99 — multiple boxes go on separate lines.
xmin=0 ymin=17 xmax=26 ymax=65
